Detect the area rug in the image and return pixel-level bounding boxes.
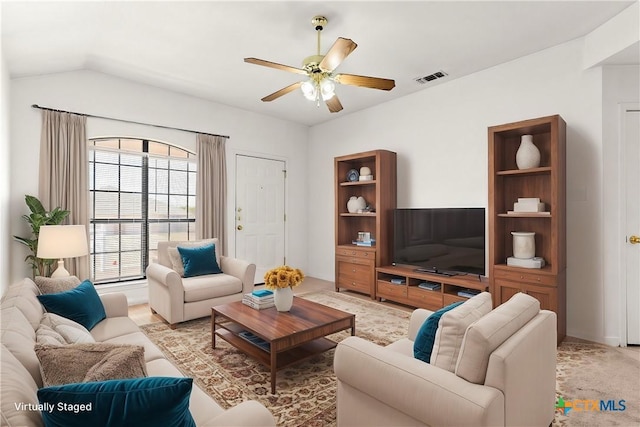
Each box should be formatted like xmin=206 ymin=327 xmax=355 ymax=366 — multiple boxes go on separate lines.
xmin=141 ymin=293 xmax=639 ymax=426
xmin=140 ymin=291 xmax=411 ymax=427
xmin=553 ymin=341 xmax=639 ymax=426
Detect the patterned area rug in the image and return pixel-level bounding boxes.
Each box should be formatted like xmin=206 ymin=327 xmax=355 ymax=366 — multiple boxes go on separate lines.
xmin=553 ymin=341 xmax=639 ymax=426
xmin=140 ymin=291 xmax=411 ymax=427
xmin=141 ymin=292 xmax=639 ymax=426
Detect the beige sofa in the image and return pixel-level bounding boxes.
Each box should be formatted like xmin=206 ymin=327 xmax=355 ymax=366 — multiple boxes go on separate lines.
xmin=147 ymin=239 xmax=256 ymax=328
xmin=334 ymin=292 xmax=557 ymax=427
xmin=0 ymin=278 xmax=275 ymax=427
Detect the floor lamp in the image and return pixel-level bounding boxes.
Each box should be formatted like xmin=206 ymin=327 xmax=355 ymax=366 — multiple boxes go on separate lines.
xmin=37 ymin=225 xmax=89 ymax=278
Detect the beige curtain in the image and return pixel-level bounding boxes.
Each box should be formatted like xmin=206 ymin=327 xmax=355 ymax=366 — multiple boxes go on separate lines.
xmin=195 ymin=134 xmax=227 ymax=253
xmin=38 ymin=110 xmax=89 ymax=279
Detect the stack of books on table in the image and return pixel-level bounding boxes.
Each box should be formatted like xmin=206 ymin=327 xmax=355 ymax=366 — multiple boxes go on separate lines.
xmin=242 ymin=289 xmax=274 ymax=310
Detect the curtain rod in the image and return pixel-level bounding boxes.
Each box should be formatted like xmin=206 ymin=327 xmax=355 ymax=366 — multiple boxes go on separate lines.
xmin=31 ymin=104 xmax=230 ymax=139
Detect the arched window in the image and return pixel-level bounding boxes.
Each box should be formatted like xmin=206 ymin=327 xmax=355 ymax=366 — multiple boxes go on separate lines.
xmin=89 ymin=138 xmax=196 ymax=283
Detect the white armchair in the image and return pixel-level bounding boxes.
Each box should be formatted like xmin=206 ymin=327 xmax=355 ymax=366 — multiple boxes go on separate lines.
xmin=334 ymin=293 xmax=557 ymax=426
xmin=147 ymin=239 xmax=256 ymax=328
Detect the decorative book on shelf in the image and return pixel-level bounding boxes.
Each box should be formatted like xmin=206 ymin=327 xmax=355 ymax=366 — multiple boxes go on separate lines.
xmin=238 ymin=331 xmax=270 ymax=352
xmin=352 ymin=239 xmax=376 ymax=247
xmin=457 ymin=288 xmax=481 ymax=298
xmin=418 ymin=282 xmax=441 ymax=291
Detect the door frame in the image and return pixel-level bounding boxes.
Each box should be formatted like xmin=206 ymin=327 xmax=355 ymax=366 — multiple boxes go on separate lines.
xmin=227 ymin=148 xmax=288 ymax=268
xmin=618 ymin=103 xmax=640 ymax=346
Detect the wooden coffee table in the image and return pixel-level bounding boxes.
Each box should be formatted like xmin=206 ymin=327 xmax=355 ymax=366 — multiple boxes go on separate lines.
xmin=211 ymin=296 xmax=355 ymax=393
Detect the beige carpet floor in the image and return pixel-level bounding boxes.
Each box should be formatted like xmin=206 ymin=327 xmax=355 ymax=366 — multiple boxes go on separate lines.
xmin=140 ymin=291 xmax=639 ymax=426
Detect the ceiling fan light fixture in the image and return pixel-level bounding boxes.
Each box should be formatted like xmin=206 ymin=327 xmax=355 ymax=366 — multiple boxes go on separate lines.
xmin=320 ymin=78 xmax=335 ymax=100
xmin=301 ymin=80 xmax=317 ymax=101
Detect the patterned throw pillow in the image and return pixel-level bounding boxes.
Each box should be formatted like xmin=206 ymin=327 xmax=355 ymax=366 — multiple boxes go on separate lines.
xmin=36 ymin=313 xmax=95 ymax=345
xmin=34 ymin=276 xmax=81 ymax=295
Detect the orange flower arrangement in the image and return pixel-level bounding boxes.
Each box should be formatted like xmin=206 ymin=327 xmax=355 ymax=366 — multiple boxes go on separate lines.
xmin=264 ymin=265 xmax=305 ymax=290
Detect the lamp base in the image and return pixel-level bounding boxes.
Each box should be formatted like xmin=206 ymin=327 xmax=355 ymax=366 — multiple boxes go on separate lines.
xmin=50 ymin=259 xmax=70 ymax=278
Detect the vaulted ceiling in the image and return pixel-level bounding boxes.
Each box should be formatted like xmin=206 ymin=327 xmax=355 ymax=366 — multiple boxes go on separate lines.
xmin=2 ymin=1 xmax=636 ymax=126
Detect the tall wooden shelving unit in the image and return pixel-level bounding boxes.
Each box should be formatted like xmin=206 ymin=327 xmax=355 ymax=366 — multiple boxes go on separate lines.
xmin=335 ymin=150 xmax=397 ymax=299
xmin=488 ymin=115 xmax=566 ymax=343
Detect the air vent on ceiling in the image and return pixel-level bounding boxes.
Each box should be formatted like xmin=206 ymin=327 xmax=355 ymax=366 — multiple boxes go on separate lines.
xmin=414 ymin=70 xmax=448 ymax=84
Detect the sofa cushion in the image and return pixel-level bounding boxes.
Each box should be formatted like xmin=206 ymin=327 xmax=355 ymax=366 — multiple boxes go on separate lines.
xmin=89 ymin=316 xmax=142 ymax=342
xmin=1 ymin=344 xmax=43 ymax=427
xmin=455 ymin=292 xmax=540 ymax=384
xmin=37 ymin=280 xmax=107 ymax=330
xmin=0 ymin=278 xmax=44 ymax=329
xmin=182 ymin=274 xmax=243 ymax=302
xmin=101 ymin=331 xmax=166 ymax=362
xmin=178 ymin=243 xmax=222 ymax=278
xmin=1 ymin=306 xmax=43 ymax=386
xmin=430 ymin=292 xmax=493 ymax=372
xmin=35 ymin=343 xmax=147 ymax=387
xmin=38 ymin=312 xmax=95 ymax=344
xmin=414 ymin=301 xmax=463 ymax=363
xmin=166 ymin=238 xmax=219 ymax=276
xmin=34 ymin=275 xmax=81 ymax=294
xmin=37 ymin=377 xmax=196 ymax=427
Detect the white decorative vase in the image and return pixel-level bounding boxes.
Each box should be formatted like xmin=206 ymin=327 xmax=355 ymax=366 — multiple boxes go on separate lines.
xmin=515 ymin=135 xmax=540 ymax=170
xmin=512 ymin=232 xmax=535 ymax=259
xmin=347 ymin=196 xmax=366 ymax=213
xmin=274 ymin=287 xmax=294 ymax=312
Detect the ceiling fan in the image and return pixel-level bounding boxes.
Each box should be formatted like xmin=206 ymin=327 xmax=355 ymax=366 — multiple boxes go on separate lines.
xmin=244 ymin=16 xmax=395 ymax=113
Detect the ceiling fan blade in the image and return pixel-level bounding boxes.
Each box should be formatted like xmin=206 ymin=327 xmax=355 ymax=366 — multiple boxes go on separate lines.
xmin=319 ymin=38 xmax=357 ymax=72
xmin=325 ymin=95 xmax=343 ymax=113
xmin=261 ymin=82 xmax=303 ymax=102
xmin=244 ymin=58 xmax=308 ymax=75
xmin=334 ymin=73 xmax=396 ymax=91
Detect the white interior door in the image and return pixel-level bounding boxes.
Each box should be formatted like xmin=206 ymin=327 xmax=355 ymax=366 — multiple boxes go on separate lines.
xmin=235 ymin=155 xmax=286 ymax=284
xmin=625 ymin=108 xmax=640 ymax=344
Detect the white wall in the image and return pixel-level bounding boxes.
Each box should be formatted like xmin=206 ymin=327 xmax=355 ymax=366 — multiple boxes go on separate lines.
xmin=1 ymin=52 xmax=11 ymax=295
xmin=9 ymin=70 xmax=309 ymax=284
xmin=307 ymin=38 xmax=609 ymax=343
xmin=602 ymin=65 xmax=640 ymax=345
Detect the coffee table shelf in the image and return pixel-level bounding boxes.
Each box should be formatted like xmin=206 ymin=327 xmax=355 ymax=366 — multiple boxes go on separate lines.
xmin=212 ymin=297 xmax=355 ymax=393
xmin=216 ymin=328 xmax=338 ymax=369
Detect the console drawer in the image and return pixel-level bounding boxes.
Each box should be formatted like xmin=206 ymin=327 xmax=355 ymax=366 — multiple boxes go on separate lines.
xmin=336 ymin=257 xmax=373 ymax=294
xmin=377 ymin=281 xmax=408 ymax=299
xmin=336 ymin=247 xmax=375 ymax=260
xmin=493 ymin=269 xmax=556 ymax=287
xmin=407 ymin=287 xmax=443 ymax=310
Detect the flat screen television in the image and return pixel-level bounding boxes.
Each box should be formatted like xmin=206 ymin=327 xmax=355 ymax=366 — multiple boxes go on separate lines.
xmin=393 ymin=208 xmax=486 ymax=276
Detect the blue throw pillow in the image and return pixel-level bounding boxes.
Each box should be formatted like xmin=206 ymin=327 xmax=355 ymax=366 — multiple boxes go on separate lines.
xmin=37 ymin=280 xmax=106 ymax=330
xmin=37 ymin=377 xmax=196 ymax=427
xmin=414 ymin=301 xmax=464 ymax=363
xmin=178 ymin=243 xmax=222 ymax=278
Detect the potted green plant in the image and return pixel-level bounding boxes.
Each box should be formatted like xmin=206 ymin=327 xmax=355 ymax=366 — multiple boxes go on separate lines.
xmin=13 ymin=195 xmax=70 ymax=277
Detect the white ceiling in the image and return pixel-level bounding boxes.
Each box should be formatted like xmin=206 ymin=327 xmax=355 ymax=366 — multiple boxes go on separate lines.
xmin=1 ymin=1 xmax=636 ymax=126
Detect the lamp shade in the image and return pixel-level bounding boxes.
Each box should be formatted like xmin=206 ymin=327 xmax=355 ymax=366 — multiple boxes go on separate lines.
xmin=37 ymin=225 xmax=89 ymax=259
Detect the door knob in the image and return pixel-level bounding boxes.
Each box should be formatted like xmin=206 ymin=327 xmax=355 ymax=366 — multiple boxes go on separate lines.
xmin=630 ymin=235 xmax=640 ymax=244
xmin=237 ymin=225 xmax=243 ymax=231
